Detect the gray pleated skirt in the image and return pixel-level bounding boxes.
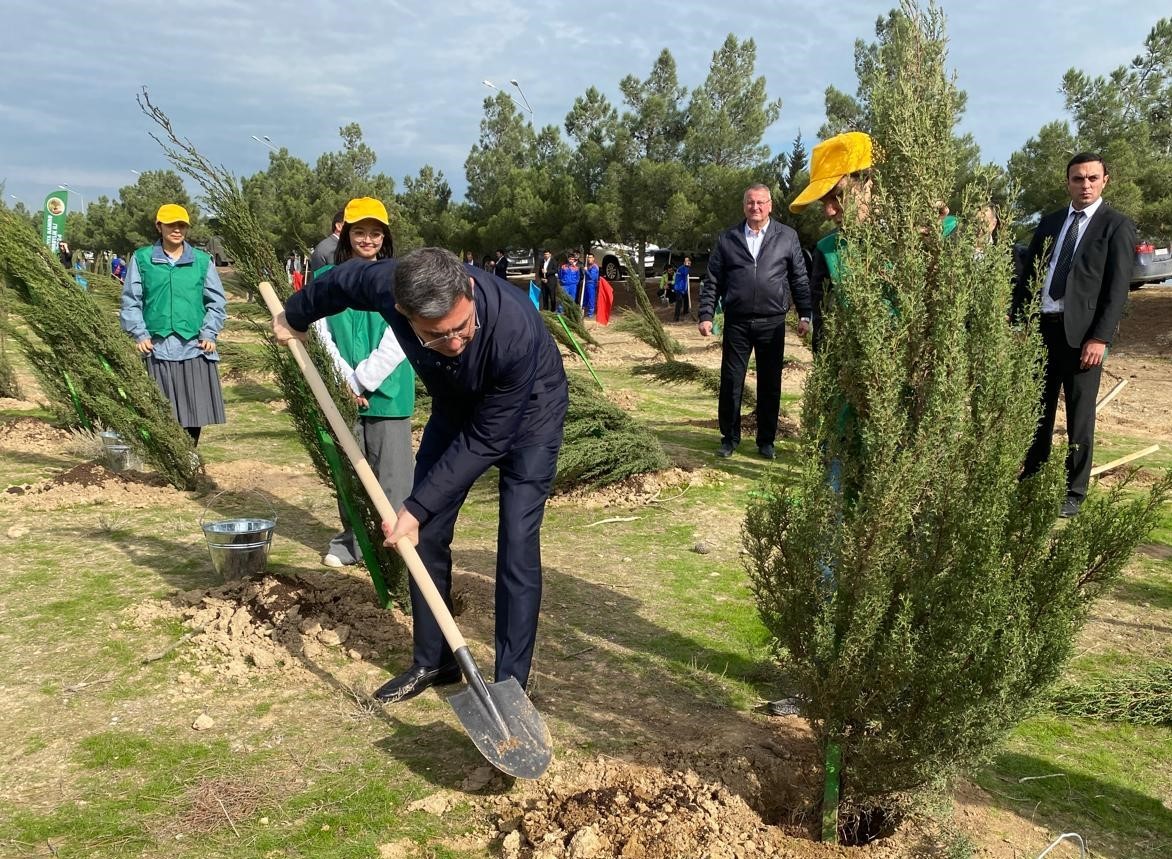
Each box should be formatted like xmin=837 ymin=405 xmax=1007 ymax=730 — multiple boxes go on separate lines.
xmin=144 ymin=354 xmax=226 ymax=428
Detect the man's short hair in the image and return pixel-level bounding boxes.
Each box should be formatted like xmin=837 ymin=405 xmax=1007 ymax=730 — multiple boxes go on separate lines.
xmin=394 ymin=248 xmax=474 ymax=318
xmin=743 ymin=182 xmax=771 ymax=200
xmin=332 ymin=209 xmax=345 ymax=227
xmin=1067 ymin=152 xmax=1108 ymax=177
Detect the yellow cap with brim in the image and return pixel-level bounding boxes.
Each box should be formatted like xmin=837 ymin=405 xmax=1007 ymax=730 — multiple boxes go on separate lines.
xmin=344 ymin=197 xmax=390 ymax=226
xmin=155 ymin=203 xmax=190 ymax=224
xmin=789 ymin=131 xmax=874 ymax=213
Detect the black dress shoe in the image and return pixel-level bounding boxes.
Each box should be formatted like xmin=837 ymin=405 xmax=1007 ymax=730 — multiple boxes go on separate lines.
xmin=758 ymin=443 xmax=775 ymax=460
xmin=717 ymin=441 xmax=736 ymax=458
xmin=373 ymin=662 xmax=461 ymax=704
xmin=1060 ymin=497 xmax=1081 ymax=519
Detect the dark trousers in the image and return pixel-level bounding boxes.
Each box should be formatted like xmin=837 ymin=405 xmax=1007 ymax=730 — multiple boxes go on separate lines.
xmin=409 ymin=432 xmax=561 ymax=687
xmin=719 ymin=314 xmax=786 ymax=448
xmin=540 ymin=275 xmax=558 ymax=312
xmin=1022 ymin=314 xmax=1103 ymax=501
xmin=672 ymin=289 xmax=687 ymax=321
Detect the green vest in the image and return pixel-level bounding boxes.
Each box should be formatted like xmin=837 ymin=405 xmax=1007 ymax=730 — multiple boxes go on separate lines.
xmin=317 ymin=265 xmax=414 ymax=419
xmin=135 ymin=245 xmax=210 ymax=340
xmin=816 ymin=215 xmax=958 ymax=288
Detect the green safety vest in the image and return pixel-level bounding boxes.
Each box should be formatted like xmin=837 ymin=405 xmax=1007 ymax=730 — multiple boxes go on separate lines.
xmin=135 ymin=245 xmax=210 ymax=340
xmin=316 ymin=264 xmax=414 ymax=419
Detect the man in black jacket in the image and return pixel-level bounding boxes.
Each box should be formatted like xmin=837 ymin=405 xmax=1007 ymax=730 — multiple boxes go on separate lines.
xmin=274 ymin=247 xmax=569 ymax=701
xmin=1014 ymin=152 xmax=1135 ymax=518
xmin=698 ymin=184 xmax=812 ymax=459
xmin=305 ymin=209 xmax=345 ymax=287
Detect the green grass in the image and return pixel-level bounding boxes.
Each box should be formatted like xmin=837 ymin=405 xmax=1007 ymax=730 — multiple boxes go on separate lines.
xmin=2 ymin=312 xmax=1170 ymax=858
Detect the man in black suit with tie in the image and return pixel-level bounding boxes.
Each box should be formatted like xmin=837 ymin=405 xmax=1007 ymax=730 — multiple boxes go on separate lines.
xmin=537 ymin=249 xmax=558 ymax=311
xmin=1015 ymin=152 xmax=1136 ymax=518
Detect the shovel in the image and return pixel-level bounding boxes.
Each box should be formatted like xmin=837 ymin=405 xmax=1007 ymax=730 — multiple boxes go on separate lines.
xmin=259 ymin=282 xmax=552 ymax=779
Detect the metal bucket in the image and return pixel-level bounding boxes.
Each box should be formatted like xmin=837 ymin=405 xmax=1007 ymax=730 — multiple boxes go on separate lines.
xmin=200 ymin=492 xmax=277 ymax=581
xmin=99 ymin=430 xmax=131 ymax=472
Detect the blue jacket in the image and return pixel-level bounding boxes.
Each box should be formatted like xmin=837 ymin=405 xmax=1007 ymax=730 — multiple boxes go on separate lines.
xmin=558 ymin=263 xmax=580 ymax=297
xmin=284 ymin=259 xmax=568 ymax=526
xmin=672 ymin=265 xmax=690 ymax=294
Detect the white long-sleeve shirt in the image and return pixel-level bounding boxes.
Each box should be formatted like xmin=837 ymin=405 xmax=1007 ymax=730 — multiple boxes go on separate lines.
xmin=313 ymin=317 xmax=406 ymax=396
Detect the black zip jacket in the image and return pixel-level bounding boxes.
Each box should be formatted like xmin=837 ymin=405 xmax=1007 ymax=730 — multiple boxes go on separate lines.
xmin=698 ymin=219 xmax=812 ymax=322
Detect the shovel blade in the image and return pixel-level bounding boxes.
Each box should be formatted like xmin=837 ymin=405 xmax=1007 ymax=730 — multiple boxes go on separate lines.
xmin=448 ymin=677 xmax=552 ymax=779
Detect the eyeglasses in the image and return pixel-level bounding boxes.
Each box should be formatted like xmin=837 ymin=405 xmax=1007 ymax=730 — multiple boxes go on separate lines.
xmin=416 ymin=309 xmax=480 ymax=350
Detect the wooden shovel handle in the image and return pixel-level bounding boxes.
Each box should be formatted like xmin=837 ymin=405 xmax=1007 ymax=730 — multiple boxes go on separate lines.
xmin=258 ymin=282 xmax=467 ymax=651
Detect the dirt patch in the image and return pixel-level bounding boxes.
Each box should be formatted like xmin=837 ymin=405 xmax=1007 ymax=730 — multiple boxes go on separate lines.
xmin=129 ymin=570 xmax=412 ymax=681
xmin=0 ymin=416 xmax=77 ymax=454
xmin=3 ymin=458 xmax=177 ymax=510
xmin=490 ymin=750 xmax=921 ymax=859
xmin=549 ymin=467 xmax=700 ymax=509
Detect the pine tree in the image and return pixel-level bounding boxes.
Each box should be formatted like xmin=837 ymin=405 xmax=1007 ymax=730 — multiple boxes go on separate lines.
xmin=743 ymin=0 xmax=1171 ymax=833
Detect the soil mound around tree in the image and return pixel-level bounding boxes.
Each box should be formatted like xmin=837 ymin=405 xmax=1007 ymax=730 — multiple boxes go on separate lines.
xmin=549 ymin=467 xmax=698 ymax=508
xmin=130 ymin=570 xmax=411 ymax=680
xmin=489 ymin=750 xmax=915 ymax=859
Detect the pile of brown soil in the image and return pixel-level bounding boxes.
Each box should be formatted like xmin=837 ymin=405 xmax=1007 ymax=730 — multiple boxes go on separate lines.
xmin=131 ymin=570 xmax=411 ymax=680
xmin=490 ymin=751 xmax=909 ymax=859
xmin=3 ymin=459 xmax=175 ymax=509
xmin=549 ymin=467 xmax=699 ymax=508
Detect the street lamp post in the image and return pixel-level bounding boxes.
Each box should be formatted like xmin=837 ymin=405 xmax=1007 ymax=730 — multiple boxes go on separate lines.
xmin=509 ymin=79 xmax=534 ymax=115
xmin=250 ymin=135 xmax=279 ymax=152
xmin=57 ymin=184 xmax=85 ymax=212
xmin=482 ymin=79 xmax=533 ymax=117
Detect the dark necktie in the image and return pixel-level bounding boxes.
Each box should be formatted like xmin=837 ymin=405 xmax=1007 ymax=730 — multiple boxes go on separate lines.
xmin=1049 ymin=211 xmax=1083 ymax=300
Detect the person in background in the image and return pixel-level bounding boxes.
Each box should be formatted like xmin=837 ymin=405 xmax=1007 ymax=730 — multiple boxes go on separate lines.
xmin=311 ymin=197 xmax=415 ymax=570
xmin=306 ymin=209 xmax=345 ymax=287
xmin=111 ymin=252 xmax=127 ymax=283
xmin=1014 ymin=152 xmax=1135 ymax=519
xmin=672 ymin=256 xmax=691 ymax=322
xmin=558 ymin=252 xmax=581 ymax=306
xmin=120 ymin=204 xmax=226 ymax=446
xmin=581 ymin=252 xmax=600 ymax=318
xmin=537 ymin=250 xmax=558 ymax=311
xmin=463 ymin=250 xmax=477 ymax=268
xmin=57 ymin=241 xmax=72 ymax=269
xmin=494 ymin=248 xmax=510 ymax=280
xmin=698 ymin=184 xmax=811 ymax=460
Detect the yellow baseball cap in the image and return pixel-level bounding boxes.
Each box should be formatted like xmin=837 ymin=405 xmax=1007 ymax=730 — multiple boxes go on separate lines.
xmin=343 ymin=197 xmax=389 ymax=226
xmin=155 ymin=203 xmax=190 ymax=224
xmin=789 ymin=132 xmax=874 ymax=213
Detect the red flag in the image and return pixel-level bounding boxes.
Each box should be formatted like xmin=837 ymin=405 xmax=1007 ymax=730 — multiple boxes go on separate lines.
xmin=596 ymin=276 xmax=614 ymax=325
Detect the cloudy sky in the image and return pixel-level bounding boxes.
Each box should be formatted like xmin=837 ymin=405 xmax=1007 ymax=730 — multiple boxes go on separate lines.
xmin=1 ymin=0 xmax=1160 ymax=214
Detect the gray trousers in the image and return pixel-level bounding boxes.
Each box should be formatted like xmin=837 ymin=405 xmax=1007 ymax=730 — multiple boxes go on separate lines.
xmin=327 ymin=416 xmax=414 ymax=563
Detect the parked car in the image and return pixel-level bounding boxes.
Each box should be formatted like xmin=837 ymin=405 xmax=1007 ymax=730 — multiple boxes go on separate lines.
xmin=506 ymin=248 xmax=535 ymax=276
xmin=1131 ymin=241 xmax=1172 ymax=289
xmin=204 ymin=237 xmax=235 ymax=267
xmin=590 ymin=241 xmax=658 ymax=281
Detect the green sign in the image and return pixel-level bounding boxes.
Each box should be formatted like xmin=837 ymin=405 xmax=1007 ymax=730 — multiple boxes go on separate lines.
xmin=42 ymin=190 xmax=69 ymax=250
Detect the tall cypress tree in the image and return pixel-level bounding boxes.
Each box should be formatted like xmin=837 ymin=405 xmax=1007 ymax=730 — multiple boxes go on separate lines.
xmin=743 ymin=0 xmax=1170 ymax=832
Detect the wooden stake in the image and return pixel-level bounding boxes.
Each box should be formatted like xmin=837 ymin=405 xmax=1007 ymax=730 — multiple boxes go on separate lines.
xmin=1091 ymin=444 xmax=1160 ymax=477
xmin=1096 ymin=378 xmax=1128 ymax=413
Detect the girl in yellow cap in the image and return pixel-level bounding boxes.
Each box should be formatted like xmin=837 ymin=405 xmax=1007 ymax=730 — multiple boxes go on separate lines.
xmin=311 ymin=198 xmax=416 ymax=568
xmin=119 ymin=204 xmax=226 ymax=445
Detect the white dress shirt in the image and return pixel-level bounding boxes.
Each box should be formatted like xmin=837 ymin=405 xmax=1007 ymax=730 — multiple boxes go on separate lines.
xmin=744 ymin=220 xmax=769 ymax=260
xmin=1041 ymin=197 xmax=1102 ymax=313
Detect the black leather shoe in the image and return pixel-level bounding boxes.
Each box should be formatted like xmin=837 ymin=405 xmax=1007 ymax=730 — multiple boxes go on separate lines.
xmin=373 ymin=663 xmax=461 ymax=704
xmin=717 ymin=441 xmax=736 ymax=458
xmin=758 ymin=443 xmax=775 ymax=460
xmin=1060 ymin=497 xmax=1081 ymax=519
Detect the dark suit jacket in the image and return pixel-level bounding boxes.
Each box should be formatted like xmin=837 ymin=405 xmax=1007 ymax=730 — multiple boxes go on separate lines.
xmin=1013 ymin=203 xmax=1135 ymax=348
xmin=284 ymin=259 xmax=568 ymax=526
xmin=538 ymin=254 xmax=557 ymax=285
xmin=494 ymin=256 xmax=510 ymax=279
